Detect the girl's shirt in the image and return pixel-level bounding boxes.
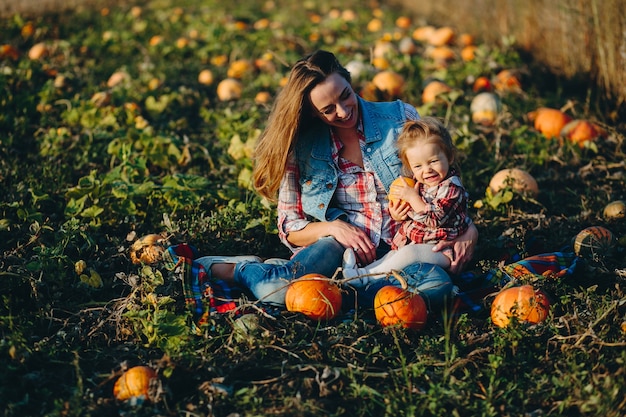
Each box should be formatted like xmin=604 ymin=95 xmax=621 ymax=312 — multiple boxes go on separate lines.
xmin=391 ymin=170 xmax=471 ymax=250
xmin=277 ymin=102 xmax=419 ymax=253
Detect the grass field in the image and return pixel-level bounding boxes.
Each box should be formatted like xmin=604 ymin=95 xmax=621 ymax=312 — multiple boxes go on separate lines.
xmin=1 ymin=0 xmax=625 ymax=416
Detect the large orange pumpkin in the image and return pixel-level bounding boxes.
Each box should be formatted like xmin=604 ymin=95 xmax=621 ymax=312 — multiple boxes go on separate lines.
xmin=113 ymin=366 xmax=158 ymax=401
xmin=285 ymin=274 xmax=343 ymax=321
xmin=374 ymin=285 xmax=428 ymax=330
xmin=527 ymin=107 xmax=572 ymax=139
xmin=388 ymin=176 xmax=416 ymax=205
xmin=490 ymin=285 xmax=550 ymax=328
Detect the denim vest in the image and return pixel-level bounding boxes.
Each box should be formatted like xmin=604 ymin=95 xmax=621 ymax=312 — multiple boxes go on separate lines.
xmin=295 ymin=97 xmax=408 ymax=222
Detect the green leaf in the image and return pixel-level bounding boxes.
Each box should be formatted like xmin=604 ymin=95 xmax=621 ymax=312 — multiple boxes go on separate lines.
xmin=80 ymin=205 xmax=105 ymax=219
xmin=65 ymin=195 xmax=88 ymax=216
xmin=501 ymin=190 xmax=514 ymax=203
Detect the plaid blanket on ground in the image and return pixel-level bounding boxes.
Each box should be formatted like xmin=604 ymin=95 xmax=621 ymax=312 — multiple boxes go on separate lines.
xmin=452 ymin=251 xmax=580 ymax=315
xmin=162 ymin=244 xmax=238 ymax=331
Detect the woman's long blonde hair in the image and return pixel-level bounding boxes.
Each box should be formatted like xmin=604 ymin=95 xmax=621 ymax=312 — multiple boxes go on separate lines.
xmin=252 ymin=50 xmax=351 ymax=201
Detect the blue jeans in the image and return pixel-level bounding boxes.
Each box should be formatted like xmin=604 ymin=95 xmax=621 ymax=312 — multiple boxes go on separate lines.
xmin=234 ymin=237 xmax=453 ymax=309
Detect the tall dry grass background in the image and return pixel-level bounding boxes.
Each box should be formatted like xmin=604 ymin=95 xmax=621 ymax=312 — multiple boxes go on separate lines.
xmin=3 ymin=0 xmax=625 ymax=106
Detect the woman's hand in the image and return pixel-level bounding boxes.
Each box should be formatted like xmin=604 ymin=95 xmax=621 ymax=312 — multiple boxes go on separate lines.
xmin=388 ymin=199 xmax=411 ymax=221
xmin=328 ymin=219 xmax=376 ymax=265
xmin=432 ymin=222 xmax=478 ymax=274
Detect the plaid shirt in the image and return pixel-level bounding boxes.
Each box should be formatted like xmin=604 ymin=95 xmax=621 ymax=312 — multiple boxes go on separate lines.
xmin=277 ymin=103 xmax=418 ymax=253
xmin=392 ymin=170 xmax=470 ymax=250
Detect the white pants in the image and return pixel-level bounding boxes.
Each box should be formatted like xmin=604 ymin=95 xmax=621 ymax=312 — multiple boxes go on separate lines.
xmin=343 ymin=243 xmax=451 ymax=282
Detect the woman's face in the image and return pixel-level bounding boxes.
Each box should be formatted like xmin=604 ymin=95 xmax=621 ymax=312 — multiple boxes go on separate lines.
xmin=309 ymin=72 xmax=359 ymax=129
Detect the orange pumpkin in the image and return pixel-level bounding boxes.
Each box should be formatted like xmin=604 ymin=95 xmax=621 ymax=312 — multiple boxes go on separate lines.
xmin=254 ymin=54 xmax=276 ymax=74
xmin=493 ymin=69 xmax=522 ymax=92
xmin=388 ymin=176 xmax=416 ymax=204
xmin=527 ymin=107 xmax=572 ymax=139
xmin=374 ymin=285 xmax=428 ymax=330
xmin=216 ymin=78 xmax=243 ymax=101
xmin=113 ymin=366 xmax=157 ymax=401
xmin=198 ymin=69 xmax=214 ymax=86
xmin=285 ymin=274 xmax=343 ymax=321
xmin=421 ymin=80 xmax=451 ymax=104
xmin=395 ymin=16 xmax=412 ymax=30
xmin=490 ymin=285 xmax=550 ymax=328
xmin=372 ymin=70 xmax=405 ymax=98
xmin=427 ymin=26 xmax=455 ymax=46
xmin=366 ymin=18 xmax=383 ymax=32
xmin=0 ymin=44 xmax=20 ymax=60
xmin=254 ymin=91 xmax=272 ymax=104
xmin=107 ymin=71 xmax=129 ymax=88
xmin=425 ymin=46 xmax=456 ymax=66
xmin=28 ymin=42 xmax=49 ymax=60
xmin=560 ymin=119 xmax=603 ymax=147
xmin=457 ymin=33 xmax=474 ymax=47
xmin=472 ymin=76 xmax=492 ymax=92
xmin=371 ymin=56 xmax=390 ymax=70
xmin=412 ymin=25 xmax=436 ymax=42
xmin=460 ymin=45 xmax=477 ymax=62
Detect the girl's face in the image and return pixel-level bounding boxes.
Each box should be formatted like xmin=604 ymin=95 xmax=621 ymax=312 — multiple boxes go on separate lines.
xmin=309 ymin=72 xmax=359 ymax=129
xmin=405 ymin=141 xmax=450 ymax=187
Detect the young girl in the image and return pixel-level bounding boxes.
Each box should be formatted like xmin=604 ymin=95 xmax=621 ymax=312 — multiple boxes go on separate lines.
xmin=342 ymin=117 xmax=472 ymax=286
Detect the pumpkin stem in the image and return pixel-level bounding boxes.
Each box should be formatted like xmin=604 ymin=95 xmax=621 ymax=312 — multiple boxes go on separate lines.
xmin=335 ymin=268 xmax=408 ymax=290
xmin=390 ymin=270 xmax=408 ymax=289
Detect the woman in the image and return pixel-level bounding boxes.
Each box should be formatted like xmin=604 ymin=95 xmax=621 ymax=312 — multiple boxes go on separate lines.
xmin=198 ymin=50 xmax=477 ymax=308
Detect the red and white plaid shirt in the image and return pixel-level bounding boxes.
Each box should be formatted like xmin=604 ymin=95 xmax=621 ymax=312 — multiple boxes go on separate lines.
xmin=391 ymin=170 xmax=470 ymax=250
xmin=277 ymin=104 xmax=418 ymax=253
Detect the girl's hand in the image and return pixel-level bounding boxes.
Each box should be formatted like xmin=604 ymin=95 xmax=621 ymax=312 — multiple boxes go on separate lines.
xmin=328 ymin=219 xmax=376 ymax=265
xmin=389 ymin=180 xmax=423 ymax=212
xmin=389 ymin=199 xmax=411 ymax=221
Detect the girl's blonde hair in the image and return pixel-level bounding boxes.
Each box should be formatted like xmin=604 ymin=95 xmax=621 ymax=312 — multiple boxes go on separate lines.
xmin=253 ymin=50 xmax=351 ymax=201
xmin=396 ymin=117 xmax=460 ymax=176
